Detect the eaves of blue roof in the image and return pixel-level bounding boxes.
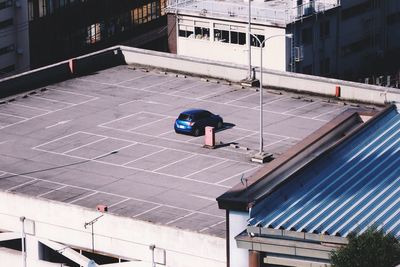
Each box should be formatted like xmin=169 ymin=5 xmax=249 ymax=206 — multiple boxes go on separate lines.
xmin=249 ymin=106 xmax=400 ymax=238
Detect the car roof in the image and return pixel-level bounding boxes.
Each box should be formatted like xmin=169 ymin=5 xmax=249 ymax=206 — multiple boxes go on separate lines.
xmin=181 ymin=109 xmax=209 ymax=115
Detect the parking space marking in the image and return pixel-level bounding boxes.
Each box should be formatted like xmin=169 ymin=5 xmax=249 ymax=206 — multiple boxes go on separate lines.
xmin=200 ymin=220 xmax=225 ymax=233
xmin=132 ymin=205 xmax=163 ymax=218
xmin=264 ymin=137 xmax=290 ymax=148
xmin=129 ymin=116 xmax=172 ymax=131
xmin=312 ymin=106 xmax=346 ymax=119
xmin=153 ymin=154 xmax=197 ymax=172
xmin=166 ymin=212 xmax=196 ymax=225
xmin=225 ymin=91 xmax=259 ymax=104
xmin=141 ymin=76 xmax=177 ymax=90
xmin=32 ymin=95 xmax=75 ymax=105
xmin=33 ymin=131 xmax=85 ymax=150
xmin=119 ymin=99 xmax=172 ymax=107
xmin=184 ymin=160 xmax=228 ymax=178
xmin=168 ymin=83 xmax=203 ymax=95
xmin=1 ymin=171 xmax=225 ymax=218
xmin=215 ymin=165 xmax=260 ymax=185
xmin=0 ymin=112 xmax=29 ymax=120
xmin=108 ymin=198 xmax=130 ymax=208
xmin=10 ymin=103 xmax=52 ymax=112
xmin=68 ymin=191 xmax=98 ymax=204
xmin=63 ymin=137 xmax=108 ymax=154
xmin=122 ymin=148 xmax=168 ymax=166
xmin=6 ymin=178 xmax=37 ymax=192
xmin=116 ymin=74 xmax=149 ymax=85
xmin=281 ymin=101 xmax=318 ymax=115
xmin=157 ymin=130 xmax=175 ymax=137
xmin=81 ymin=78 xmax=330 ymax=122
xmin=37 ymin=185 xmax=68 ymax=198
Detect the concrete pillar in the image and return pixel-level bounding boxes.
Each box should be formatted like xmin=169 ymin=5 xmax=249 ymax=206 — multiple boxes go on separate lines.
xmin=249 ymin=250 xmax=260 ymax=267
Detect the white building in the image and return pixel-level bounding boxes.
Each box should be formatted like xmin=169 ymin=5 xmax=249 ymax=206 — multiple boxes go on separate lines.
xmin=167 ymin=0 xmax=400 ymax=85
xmin=0 ymin=0 xmax=30 ymax=78
xmin=166 ymin=0 xmax=339 ymax=73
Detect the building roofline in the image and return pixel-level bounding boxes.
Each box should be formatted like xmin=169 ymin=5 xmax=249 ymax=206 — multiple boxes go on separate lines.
xmin=216 ymin=105 xmax=394 ymax=211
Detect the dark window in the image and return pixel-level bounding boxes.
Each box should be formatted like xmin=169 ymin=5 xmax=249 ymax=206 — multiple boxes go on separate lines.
xmin=342 ymin=0 xmax=376 ymax=20
xmin=214 ymin=29 xmax=229 ymax=43
xmin=231 ymin=31 xmax=246 ymax=45
xmin=0 ymin=44 xmax=14 ymax=56
xmin=319 ymin=21 xmax=330 ymax=39
xmin=0 ymin=18 xmax=13 ymax=30
xmin=341 ymin=36 xmax=372 ymax=56
xmin=0 ymin=0 xmax=12 ymax=10
xmin=251 ymin=34 xmax=265 ymax=47
xmin=301 ymin=27 xmax=312 ymax=44
xmin=179 ymin=29 xmax=193 ymax=38
xmin=178 ymin=114 xmax=191 ymax=121
xmin=194 ymin=27 xmax=209 ymax=40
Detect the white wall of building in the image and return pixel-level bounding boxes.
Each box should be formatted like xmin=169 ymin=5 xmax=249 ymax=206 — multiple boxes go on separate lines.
xmin=0 ymin=192 xmax=226 ymax=267
xmin=176 ymin=16 xmax=289 ymax=72
xmin=228 ymin=211 xmax=249 ymax=267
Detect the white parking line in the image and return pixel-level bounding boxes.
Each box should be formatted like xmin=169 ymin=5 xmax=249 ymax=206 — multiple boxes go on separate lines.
xmin=68 ymin=191 xmax=98 ymax=204
xmin=141 ymin=77 xmax=177 ymax=90
xmin=108 ymin=198 xmax=130 ymax=208
xmin=281 ymin=101 xmax=318 ymax=114
xmin=37 ymin=185 xmax=67 ymax=198
xmin=63 ymin=137 xmax=107 ymax=154
xmin=116 ymin=74 xmax=149 ymax=85
xmin=225 ymin=92 xmax=259 ymax=104
xmin=0 ymin=112 xmax=29 ymax=120
xmin=1 ymin=170 xmax=224 ymax=218
xmin=122 ymin=148 xmax=168 ymax=166
xmin=200 ymin=220 xmax=225 ymax=232
xmin=129 ymin=116 xmax=170 ymax=131
xmin=184 ymin=160 xmax=228 ymax=178
xmin=9 ymin=103 xmax=52 ymax=112
xmin=153 ymin=154 xmax=197 ymax=172
xmin=32 ymin=95 xmax=75 ymax=105
xmin=132 ymin=205 xmax=162 ymax=218
xmin=6 ymin=179 xmax=37 ymax=192
xmin=166 ymin=212 xmax=195 ymax=225
xmin=312 ymin=106 xmax=346 ymax=119
xmin=33 ymin=132 xmax=87 ymax=150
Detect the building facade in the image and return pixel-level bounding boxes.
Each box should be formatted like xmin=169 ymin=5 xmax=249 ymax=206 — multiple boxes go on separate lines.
xmin=27 ymin=0 xmax=168 ymax=68
xmin=0 ymin=0 xmax=30 ymax=78
xmin=167 ymin=0 xmax=400 ymax=85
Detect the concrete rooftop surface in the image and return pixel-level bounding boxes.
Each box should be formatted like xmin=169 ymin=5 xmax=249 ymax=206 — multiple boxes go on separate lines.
xmin=0 ymin=65 xmax=364 ymax=238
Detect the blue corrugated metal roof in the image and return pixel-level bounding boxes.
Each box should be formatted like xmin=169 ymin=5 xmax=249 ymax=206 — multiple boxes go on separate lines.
xmin=249 ymin=107 xmax=400 ymax=238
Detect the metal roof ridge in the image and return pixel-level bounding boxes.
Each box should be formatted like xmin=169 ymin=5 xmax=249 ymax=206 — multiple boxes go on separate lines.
xmin=217 ymin=106 xmax=393 ymax=211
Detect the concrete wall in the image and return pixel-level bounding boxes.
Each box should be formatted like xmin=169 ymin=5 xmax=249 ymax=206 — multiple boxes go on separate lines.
xmin=0 ymin=192 xmax=225 ymax=267
xmin=120 ymin=46 xmax=400 ymax=105
xmin=228 ymin=211 xmax=249 ymax=267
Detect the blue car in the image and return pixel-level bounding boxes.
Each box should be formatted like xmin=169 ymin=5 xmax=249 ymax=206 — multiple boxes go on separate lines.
xmin=174 ymin=109 xmax=223 ymax=136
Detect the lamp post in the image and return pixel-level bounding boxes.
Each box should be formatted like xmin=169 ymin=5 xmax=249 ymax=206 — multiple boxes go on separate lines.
xmin=251 ymin=33 xmax=293 ymax=163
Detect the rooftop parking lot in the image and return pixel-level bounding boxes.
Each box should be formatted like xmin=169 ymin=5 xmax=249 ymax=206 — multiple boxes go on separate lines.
xmin=0 ymin=65 xmax=362 ymax=237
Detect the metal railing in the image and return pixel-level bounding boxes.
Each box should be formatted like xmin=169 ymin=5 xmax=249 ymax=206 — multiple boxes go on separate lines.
xmin=166 ymin=0 xmax=339 ymax=24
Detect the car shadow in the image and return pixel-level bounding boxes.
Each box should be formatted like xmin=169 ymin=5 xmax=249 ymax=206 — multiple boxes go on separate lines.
xmin=215 ymin=122 xmax=235 ymax=133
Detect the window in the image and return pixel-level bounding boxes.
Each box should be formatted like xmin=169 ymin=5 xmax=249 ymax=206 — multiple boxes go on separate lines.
xmin=387 ymin=12 xmax=400 ymax=25
xmin=0 ymin=0 xmax=12 ymax=10
xmin=0 ymin=18 xmax=13 ymax=30
xmin=301 ymin=27 xmax=312 ymax=44
xmin=214 ymin=29 xmax=229 ymax=43
xmin=194 ymin=27 xmax=209 ymax=40
xmin=251 ymin=34 xmax=265 ymax=47
xmin=231 ymin=31 xmax=246 ymax=45
xmin=86 ymin=23 xmax=103 ymax=44
xmin=341 ymin=36 xmax=371 ymax=56
xmin=342 ymin=0 xmax=376 ymax=20
xmin=0 ymin=44 xmax=14 ymax=56
xmin=179 ymin=25 xmax=194 ymax=38
xmin=319 ymin=21 xmax=330 ymax=39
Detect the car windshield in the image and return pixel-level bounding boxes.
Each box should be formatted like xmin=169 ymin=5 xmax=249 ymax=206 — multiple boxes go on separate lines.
xmin=178 ymin=113 xmax=192 ymax=121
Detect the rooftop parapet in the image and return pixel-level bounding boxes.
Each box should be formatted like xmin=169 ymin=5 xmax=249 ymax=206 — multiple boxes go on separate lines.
xmin=166 ymin=0 xmax=339 ymax=26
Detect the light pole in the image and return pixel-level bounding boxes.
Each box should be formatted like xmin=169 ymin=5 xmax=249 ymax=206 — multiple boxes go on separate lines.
xmin=251 ymin=33 xmax=293 ymax=163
